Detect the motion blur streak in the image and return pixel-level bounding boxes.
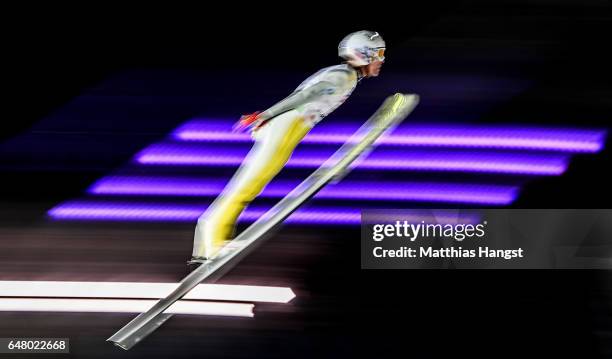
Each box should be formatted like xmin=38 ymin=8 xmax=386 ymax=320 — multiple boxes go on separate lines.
xmin=136 ymin=145 xmax=570 ymax=175
xmin=48 ymin=202 xmax=483 ymax=224
xmin=0 ymin=281 xmax=295 ymax=303
xmin=0 ymin=298 xmax=254 ymax=316
xmin=89 ymin=176 xmax=518 ymax=205
xmin=174 ymin=119 xmax=607 ymax=153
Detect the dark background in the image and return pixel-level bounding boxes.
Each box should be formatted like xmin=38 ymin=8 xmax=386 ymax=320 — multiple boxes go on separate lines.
xmin=3 ymin=1 xmax=612 ymax=206
xmin=1 ymin=1 xmax=612 ymax=358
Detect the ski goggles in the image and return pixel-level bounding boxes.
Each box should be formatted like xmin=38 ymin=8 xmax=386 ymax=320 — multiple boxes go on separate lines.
xmin=371 ymin=47 xmax=385 ymax=62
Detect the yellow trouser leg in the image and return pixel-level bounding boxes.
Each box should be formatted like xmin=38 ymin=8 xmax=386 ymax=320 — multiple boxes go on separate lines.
xmin=192 ymin=111 xmax=312 ymax=258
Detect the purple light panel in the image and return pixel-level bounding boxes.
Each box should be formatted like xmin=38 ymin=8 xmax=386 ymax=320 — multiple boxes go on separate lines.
xmin=47 ymin=119 xmax=608 ymax=226
xmin=173 ymin=119 xmax=606 ymax=153
xmin=48 ymin=201 xmax=481 ymax=225
xmin=135 ymin=144 xmax=570 ymax=175
xmin=89 ymin=176 xmax=518 ymax=205
xmin=48 ymin=202 xmax=357 ymax=224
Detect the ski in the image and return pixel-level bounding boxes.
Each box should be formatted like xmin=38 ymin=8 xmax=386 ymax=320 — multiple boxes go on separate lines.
xmin=107 ymin=93 xmax=419 ymax=350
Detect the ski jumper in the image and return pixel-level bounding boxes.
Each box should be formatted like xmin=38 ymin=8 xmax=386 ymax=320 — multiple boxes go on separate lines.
xmin=192 ymin=64 xmax=360 ymax=258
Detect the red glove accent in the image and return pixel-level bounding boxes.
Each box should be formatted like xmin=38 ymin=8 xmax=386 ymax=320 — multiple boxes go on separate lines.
xmin=233 ymin=111 xmax=262 ymax=132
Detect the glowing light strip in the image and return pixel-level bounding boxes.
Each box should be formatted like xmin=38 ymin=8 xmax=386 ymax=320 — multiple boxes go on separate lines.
xmin=88 ymin=176 xmax=519 ymax=205
xmin=0 ymin=298 xmax=253 ymax=317
xmin=173 ymin=120 xmax=606 ymax=152
xmin=48 ymin=202 xmax=361 ymax=224
xmin=135 ymin=145 xmax=569 ymax=175
xmin=48 ymin=202 xmax=481 ymax=224
xmin=0 ymin=281 xmax=295 ymax=303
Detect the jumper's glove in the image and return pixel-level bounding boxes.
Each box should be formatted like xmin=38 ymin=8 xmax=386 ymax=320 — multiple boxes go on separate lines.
xmin=233 ymin=111 xmax=268 ymax=132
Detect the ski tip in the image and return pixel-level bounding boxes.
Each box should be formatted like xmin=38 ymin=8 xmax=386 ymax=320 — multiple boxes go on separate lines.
xmin=395 ymin=93 xmax=419 ymax=104
xmin=385 ymin=93 xmax=420 ymax=112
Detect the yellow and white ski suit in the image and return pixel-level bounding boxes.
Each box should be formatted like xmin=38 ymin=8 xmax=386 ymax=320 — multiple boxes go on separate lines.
xmin=192 ymin=64 xmax=360 ymax=259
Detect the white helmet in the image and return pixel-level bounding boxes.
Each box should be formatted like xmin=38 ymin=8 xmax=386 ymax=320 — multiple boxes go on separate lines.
xmin=338 ymin=30 xmax=386 ymax=67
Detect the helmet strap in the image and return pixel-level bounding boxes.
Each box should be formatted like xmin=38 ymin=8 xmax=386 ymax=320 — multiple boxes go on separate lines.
xmin=357 ymin=65 xmax=368 ymax=79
